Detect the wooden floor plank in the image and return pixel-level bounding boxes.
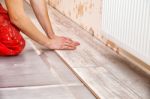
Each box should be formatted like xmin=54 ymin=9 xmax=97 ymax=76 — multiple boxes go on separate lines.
xmin=30 ymin=43 xmax=82 ymax=85
xmin=19 ymin=1 xmax=150 ymax=99
xmin=74 ymin=68 xmax=148 ymax=99
xmin=42 ymin=51 xmax=82 ymax=84
xmin=46 ymin=5 xmax=150 ymax=99
xmin=103 ymin=62 xmax=150 ymax=99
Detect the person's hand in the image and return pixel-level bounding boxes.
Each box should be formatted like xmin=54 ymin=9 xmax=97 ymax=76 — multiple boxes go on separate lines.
xmin=45 ymin=35 xmax=80 ymax=50
xmin=52 ymin=35 xmax=80 ymax=45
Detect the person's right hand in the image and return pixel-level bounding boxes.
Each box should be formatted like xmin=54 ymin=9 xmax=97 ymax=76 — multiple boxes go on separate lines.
xmin=46 ymin=36 xmax=80 ymax=50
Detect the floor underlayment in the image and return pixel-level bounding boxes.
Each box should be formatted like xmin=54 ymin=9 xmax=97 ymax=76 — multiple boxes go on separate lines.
xmin=0 ymin=1 xmax=150 ymax=99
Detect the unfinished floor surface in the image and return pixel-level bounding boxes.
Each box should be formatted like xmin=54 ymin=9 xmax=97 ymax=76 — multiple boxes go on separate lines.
xmin=0 ymin=1 xmax=150 ymax=99
xmin=0 ymin=41 xmax=95 ymax=99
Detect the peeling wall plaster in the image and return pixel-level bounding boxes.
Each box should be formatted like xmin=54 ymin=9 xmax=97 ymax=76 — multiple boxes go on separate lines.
xmin=48 ymin=0 xmax=102 ymax=36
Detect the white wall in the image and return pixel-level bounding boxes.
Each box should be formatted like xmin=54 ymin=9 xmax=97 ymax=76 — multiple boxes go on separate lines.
xmin=102 ymin=0 xmax=150 ymax=65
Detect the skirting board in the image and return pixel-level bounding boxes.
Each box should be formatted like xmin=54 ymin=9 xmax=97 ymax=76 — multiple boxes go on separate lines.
xmin=94 ymin=33 xmax=150 ymax=77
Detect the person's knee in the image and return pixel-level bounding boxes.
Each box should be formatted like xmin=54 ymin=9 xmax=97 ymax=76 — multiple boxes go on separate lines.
xmin=8 ymin=37 xmax=26 ymax=56
xmin=14 ymin=38 xmax=26 ymax=56
xmin=0 ymin=39 xmax=25 ymax=56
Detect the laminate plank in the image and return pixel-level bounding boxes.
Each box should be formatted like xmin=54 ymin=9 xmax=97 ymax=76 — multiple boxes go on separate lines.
xmin=74 ymin=68 xmax=142 ymax=99
xmin=103 ymin=62 xmax=150 ymax=99
xmin=46 ymin=5 xmax=150 ymax=99
xmin=30 ymin=43 xmax=82 ymax=85
xmin=41 ymin=51 xmax=82 ymax=84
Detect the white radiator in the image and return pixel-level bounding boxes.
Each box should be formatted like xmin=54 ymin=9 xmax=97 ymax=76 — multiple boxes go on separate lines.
xmin=102 ymin=0 xmax=150 ymax=65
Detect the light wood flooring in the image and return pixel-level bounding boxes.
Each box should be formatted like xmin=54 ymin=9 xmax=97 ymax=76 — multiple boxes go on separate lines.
xmin=0 ymin=1 xmax=149 ymax=99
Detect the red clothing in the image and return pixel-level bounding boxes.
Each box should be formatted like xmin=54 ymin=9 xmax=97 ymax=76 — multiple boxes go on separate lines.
xmin=0 ymin=4 xmax=25 ymax=56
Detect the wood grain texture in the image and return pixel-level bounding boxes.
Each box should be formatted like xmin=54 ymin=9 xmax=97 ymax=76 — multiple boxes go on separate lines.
xmin=42 ymin=51 xmax=82 ymax=84
xmin=47 ymin=5 xmax=150 ymax=99
xmin=22 ymin=1 xmax=150 ymax=99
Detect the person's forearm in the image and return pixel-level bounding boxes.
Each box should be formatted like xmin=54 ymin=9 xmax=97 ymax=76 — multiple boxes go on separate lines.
xmin=11 ymin=15 xmax=51 ymax=46
xmin=30 ymin=0 xmax=55 ymax=38
xmin=5 ymin=0 xmax=51 ymax=46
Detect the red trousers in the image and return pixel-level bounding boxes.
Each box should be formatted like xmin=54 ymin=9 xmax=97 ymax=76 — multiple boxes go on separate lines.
xmin=0 ymin=4 xmax=25 ymax=56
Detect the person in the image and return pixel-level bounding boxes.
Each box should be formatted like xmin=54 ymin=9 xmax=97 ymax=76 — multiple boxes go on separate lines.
xmin=0 ymin=0 xmax=80 ymax=56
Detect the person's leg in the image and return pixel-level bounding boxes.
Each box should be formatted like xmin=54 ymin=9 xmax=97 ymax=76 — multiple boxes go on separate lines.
xmin=0 ymin=24 xmax=25 ymax=56
xmin=0 ymin=3 xmax=25 ymax=56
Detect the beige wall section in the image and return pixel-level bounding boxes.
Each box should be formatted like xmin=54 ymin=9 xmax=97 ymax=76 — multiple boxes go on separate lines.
xmin=48 ymin=0 xmax=102 ymax=36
